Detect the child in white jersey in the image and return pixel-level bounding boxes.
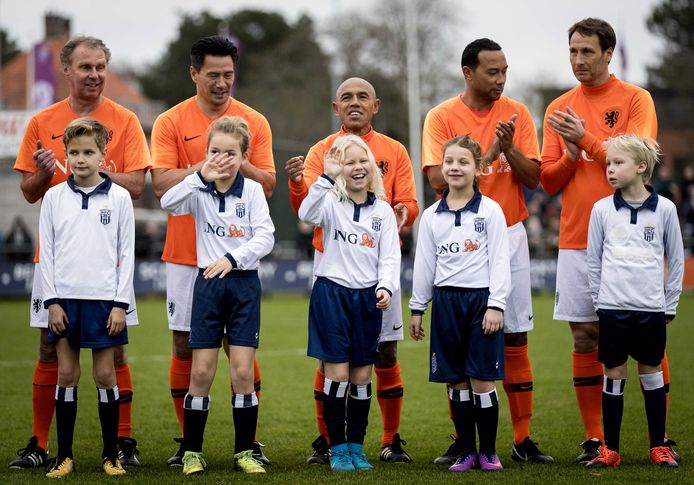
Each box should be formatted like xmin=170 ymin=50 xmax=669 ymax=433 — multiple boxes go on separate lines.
xmin=299 ymin=134 xmax=400 ymax=471
xmin=409 ymin=135 xmax=510 ymax=472
xmin=160 ymin=116 xmax=274 ymax=475
xmin=585 ymin=134 xmax=683 ymax=469
xmin=41 ymin=117 xmax=134 ymax=478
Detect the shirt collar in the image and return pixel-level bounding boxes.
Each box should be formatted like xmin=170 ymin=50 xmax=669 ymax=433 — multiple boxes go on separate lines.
xmin=612 ymin=185 xmax=658 ymax=212
xmin=66 ymin=173 xmax=112 ymax=195
xmin=435 ymin=186 xmax=482 ymax=214
xmin=200 ymin=173 xmax=245 ymax=198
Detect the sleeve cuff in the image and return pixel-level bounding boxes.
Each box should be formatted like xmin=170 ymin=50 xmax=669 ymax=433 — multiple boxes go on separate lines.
xmin=410 ymin=309 xmax=425 ymax=316
xmin=487 ymin=306 xmax=505 ymax=313
xmin=376 ymin=286 xmax=392 ymax=297
xmin=113 ymin=301 xmax=129 ymax=310
xmin=666 ymin=314 xmax=675 ymax=321
xmin=224 ymin=253 xmax=238 ymax=269
xmin=44 ymin=298 xmax=61 ymax=309
xmin=196 ymin=170 xmax=207 ymax=184
xmin=320 ymin=174 xmax=335 ymax=185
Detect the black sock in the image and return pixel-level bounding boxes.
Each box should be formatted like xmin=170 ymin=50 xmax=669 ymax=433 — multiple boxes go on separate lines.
xmin=232 ymin=393 xmax=258 ymax=453
xmin=640 ymin=372 xmax=666 ymax=448
xmin=55 ymin=386 xmax=78 ymax=461
xmin=602 ymin=376 xmax=625 ymax=452
xmin=97 ymin=386 xmax=120 ymax=461
xmin=346 ymin=383 xmax=371 ymax=445
xmin=183 ymin=394 xmax=210 ymax=452
xmin=449 ymin=387 xmax=476 ymax=453
xmin=473 ymin=388 xmax=499 ymax=456
xmin=322 ymin=378 xmax=348 ymax=447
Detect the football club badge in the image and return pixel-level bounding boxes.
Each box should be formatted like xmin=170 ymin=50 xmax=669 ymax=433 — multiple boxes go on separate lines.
xmin=372 ymin=217 xmax=382 ymax=231
xmin=474 ymin=217 xmax=485 ymax=233
xmin=644 ymin=225 xmax=655 ymax=242
xmin=100 ymin=208 xmax=111 ymax=225
xmin=235 ymin=202 xmax=246 ymax=218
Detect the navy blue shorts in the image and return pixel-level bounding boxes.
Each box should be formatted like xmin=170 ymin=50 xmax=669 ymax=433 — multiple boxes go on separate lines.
xmin=307 ymin=277 xmax=382 ymax=366
xmin=429 ymin=286 xmax=504 ymax=382
xmin=189 ymin=270 xmax=261 ymax=349
xmin=47 ymin=299 xmax=128 ymax=349
xmin=597 ymin=309 xmax=666 ymax=368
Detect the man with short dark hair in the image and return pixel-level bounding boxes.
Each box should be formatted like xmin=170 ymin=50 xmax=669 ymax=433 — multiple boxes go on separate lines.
xmin=422 ymin=37 xmax=553 ymax=466
xmin=150 ymin=35 xmax=275 ymax=467
xmin=540 ymin=17 xmax=673 ymax=463
xmin=10 ymin=35 xmax=150 ymax=469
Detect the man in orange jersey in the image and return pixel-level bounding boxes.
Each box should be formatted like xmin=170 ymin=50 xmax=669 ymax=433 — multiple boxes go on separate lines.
xmin=285 ymin=77 xmax=418 ymax=465
xmin=150 ymin=35 xmax=275 ymax=467
xmin=10 ymin=36 xmax=150 ymax=469
xmin=540 ymin=18 xmax=678 ymax=464
xmin=421 ymin=38 xmax=553 ymax=465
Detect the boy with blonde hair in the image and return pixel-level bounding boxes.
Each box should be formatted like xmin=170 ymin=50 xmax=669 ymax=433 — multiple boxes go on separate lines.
xmin=586 ymin=134 xmax=683 ymax=468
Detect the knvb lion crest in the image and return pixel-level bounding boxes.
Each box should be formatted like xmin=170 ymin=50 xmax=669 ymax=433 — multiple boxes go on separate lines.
xmin=100 ymin=209 xmax=111 ymax=225
xmin=604 ymin=110 xmax=620 ymax=128
xmin=371 ymin=217 xmax=382 ymax=232
xmin=377 ymin=160 xmax=389 ymax=176
xmin=235 ymin=203 xmax=246 ymax=218
xmin=474 ymin=217 xmax=485 ymax=233
xmin=32 ymin=298 xmax=43 ymax=314
xmin=644 ymin=225 xmax=655 ymax=242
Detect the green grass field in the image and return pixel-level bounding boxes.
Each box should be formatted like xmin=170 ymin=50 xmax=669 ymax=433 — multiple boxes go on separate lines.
xmin=1 ymin=294 xmax=692 ymax=484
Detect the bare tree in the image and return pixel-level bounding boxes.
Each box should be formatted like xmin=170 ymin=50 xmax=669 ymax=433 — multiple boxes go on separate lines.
xmin=323 ymin=0 xmax=461 ymax=144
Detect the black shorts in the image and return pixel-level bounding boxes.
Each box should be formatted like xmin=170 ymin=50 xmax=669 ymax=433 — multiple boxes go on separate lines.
xmin=307 ymin=277 xmax=382 ymax=366
xmin=47 ymin=299 xmax=128 ymax=349
xmin=597 ymin=309 xmax=666 ymax=368
xmin=429 ymin=286 xmax=504 ymax=382
xmin=189 ymin=270 xmax=261 ymax=349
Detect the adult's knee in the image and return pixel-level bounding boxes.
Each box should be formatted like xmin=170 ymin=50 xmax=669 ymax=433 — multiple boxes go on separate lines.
xmin=113 ymin=345 xmax=127 ymax=367
xmin=571 ymin=323 xmax=599 ymax=353
xmin=375 ymin=341 xmax=397 ymax=368
xmin=172 ymin=331 xmax=192 ymax=359
xmin=39 ymin=329 xmax=57 ymax=362
xmin=504 ymin=332 xmax=528 ymax=347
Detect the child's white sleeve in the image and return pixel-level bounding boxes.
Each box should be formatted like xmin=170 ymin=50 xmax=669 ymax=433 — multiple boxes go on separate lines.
xmin=298 ymin=175 xmax=333 ymax=226
xmin=228 ymin=184 xmax=275 ymax=269
xmin=377 ymin=209 xmax=401 ymax=295
xmin=115 ymin=194 xmax=135 ymax=307
xmin=409 ymin=211 xmax=436 ymax=312
xmin=663 ymin=204 xmax=684 ymax=316
xmin=160 ymin=172 xmax=204 ymax=215
xmin=487 ymin=204 xmax=511 ymax=310
xmin=586 ymin=205 xmax=605 ymax=311
xmin=38 ymin=190 xmax=58 ymax=304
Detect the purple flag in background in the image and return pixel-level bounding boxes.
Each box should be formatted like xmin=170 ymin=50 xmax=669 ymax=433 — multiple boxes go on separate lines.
xmin=221 ymin=32 xmax=241 ymax=98
xmin=32 ymin=43 xmax=56 ymax=109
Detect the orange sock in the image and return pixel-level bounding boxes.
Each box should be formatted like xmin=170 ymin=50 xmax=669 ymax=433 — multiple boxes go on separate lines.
xmin=115 ymin=364 xmax=133 ymax=438
xmin=662 ymin=352 xmax=671 ymax=436
xmin=502 ymin=345 xmax=533 ymax=444
xmin=572 ymin=351 xmax=604 ymax=441
xmin=375 ymin=363 xmax=404 ymax=446
xmin=32 ymin=360 xmax=58 ymax=450
xmin=170 ymin=354 xmax=192 ymax=436
xmin=314 ymin=367 xmax=329 ymax=442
